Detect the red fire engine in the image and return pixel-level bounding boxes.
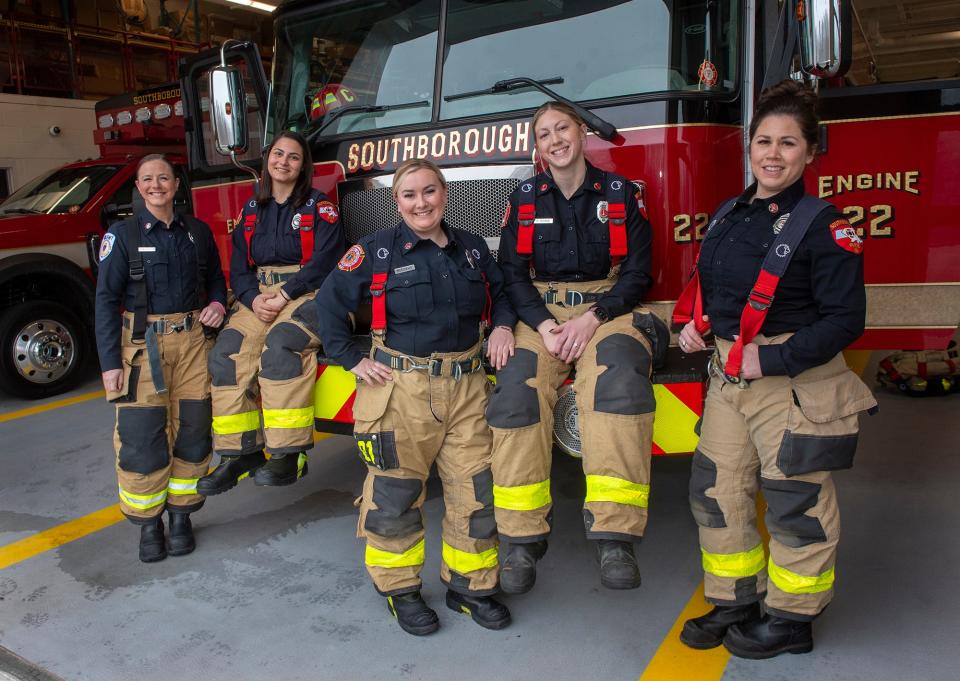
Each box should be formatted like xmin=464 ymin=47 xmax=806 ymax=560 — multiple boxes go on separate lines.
xmin=180 ymin=0 xmax=957 ymax=455
xmin=0 ymin=85 xmax=189 ymax=398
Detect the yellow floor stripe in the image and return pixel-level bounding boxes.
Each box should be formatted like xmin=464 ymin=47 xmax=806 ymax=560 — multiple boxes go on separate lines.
xmin=0 ymin=505 xmax=124 ymax=570
xmin=639 ymin=497 xmax=772 ymax=680
xmin=0 ymin=390 xmax=105 ymax=423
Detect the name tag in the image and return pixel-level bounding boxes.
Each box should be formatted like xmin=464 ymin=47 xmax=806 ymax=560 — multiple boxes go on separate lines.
xmin=534 ymin=218 xmax=553 ymax=224
xmin=137 ymin=246 xmax=156 ymax=252
xmin=394 ymin=264 xmax=416 ymax=274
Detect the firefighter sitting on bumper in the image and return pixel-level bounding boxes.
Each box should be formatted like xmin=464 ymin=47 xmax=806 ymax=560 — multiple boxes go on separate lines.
xmin=315 ymin=158 xmax=517 ymax=636
xmin=489 ymin=101 xmax=656 ymax=594
xmin=675 ymin=80 xmax=877 ymax=660
xmin=95 ymin=154 xmax=227 ymax=563
xmin=199 ymin=131 xmax=345 ymax=494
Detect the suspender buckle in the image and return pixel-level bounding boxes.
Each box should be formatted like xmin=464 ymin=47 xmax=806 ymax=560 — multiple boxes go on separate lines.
xmin=129 ymin=263 xmax=145 ymax=281
xmin=747 ymin=290 xmax=774 ymax=311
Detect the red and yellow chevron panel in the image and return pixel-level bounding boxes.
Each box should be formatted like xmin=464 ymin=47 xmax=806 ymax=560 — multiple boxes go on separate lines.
xmin=314 ymin=363 xmax=705 ymax=455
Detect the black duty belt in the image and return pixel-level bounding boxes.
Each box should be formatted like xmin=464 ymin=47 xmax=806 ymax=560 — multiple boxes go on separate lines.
xmin=123 ymin=313 xmax=194 ymax=335
xmin=373 ymin=348 xmax=483 ymax=381
xmin=542 ymin=289 xmax=606 ymax=306
xmin=257 ymin=270 xmax=296 ymax=285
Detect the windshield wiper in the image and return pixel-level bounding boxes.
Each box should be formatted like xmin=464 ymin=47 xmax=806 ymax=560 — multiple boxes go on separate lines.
xmin=0 ymin=207 xmax=42 ymax=215
xmin=445 ymin=76 xmax=617 ymax=141
xmin=305 ymin=100 xmax=430 ymax=141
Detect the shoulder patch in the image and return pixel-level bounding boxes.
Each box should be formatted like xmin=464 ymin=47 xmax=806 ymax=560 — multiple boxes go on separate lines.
xmin=830 ymin=219 xmax=863 ymax=255
xmin=501 ymin=201 xmax=511 ymax=227
xmin=317 ymin=200 xmax=339 ymax=224
xmin=99 ymin=233 xmax=116 ymax=262
xmin=338 ymin=244 xmax=365 ymax=271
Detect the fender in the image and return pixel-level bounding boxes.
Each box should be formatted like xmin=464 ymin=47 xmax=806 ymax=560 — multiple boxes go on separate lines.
xmin=0 ymin=253 xmax=96 ymax=320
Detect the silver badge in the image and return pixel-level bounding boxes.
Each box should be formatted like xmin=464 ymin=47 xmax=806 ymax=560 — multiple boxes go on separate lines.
xmin=292 ymin=213 xmax=301 ymax=230
xmin=596 ymin=201 xmax=609 ymax=224
xmin=772 ymin=212 xmax=790 ymax=235
xmin=377 ymin=247 xmax=389 ymax=259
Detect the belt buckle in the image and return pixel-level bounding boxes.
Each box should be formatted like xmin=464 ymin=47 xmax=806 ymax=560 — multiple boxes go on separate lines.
xmin=567 ymin=290 xmax=585 ymax=306
xmin=708 ymin=352 xmax=749 ymax=389
xmin=399 ymin=355 xmax=429 ymax=373
xmin=451 ymin=361 xmax=463 ymax=382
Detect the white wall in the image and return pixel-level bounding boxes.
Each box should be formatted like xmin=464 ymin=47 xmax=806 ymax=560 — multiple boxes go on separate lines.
xmin=0 ymin=94 xmax=98 ymax=193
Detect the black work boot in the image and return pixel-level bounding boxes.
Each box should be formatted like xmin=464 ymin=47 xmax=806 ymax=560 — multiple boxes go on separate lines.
xmin=499 ymin=541 xmax=547 ymax=594
xmin=138 ymin=517 xmax=166 ymax=563
xmin=445 ymin=590 xmax=511 ymax=630
xmin=723 ymin=613 xmax=814 ymax=659
xmin=595 ymin=540 xmax=642 ymax=589
xmin=166 ymin=511 xmax=195 ymax=556
xmin=386 ymin=591 xmax=439 ymax=636
xmin=680 ymin=602 xmax=762 ymax=649
xmin=197 ymin=451 xmax=266 ymax=496
xmin=254 ymin=453 xmax=307 ymax=486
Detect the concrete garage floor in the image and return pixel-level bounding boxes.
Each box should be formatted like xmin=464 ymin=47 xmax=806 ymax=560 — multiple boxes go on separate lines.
xmin=0 ymin=374 xmax=957 ymax=681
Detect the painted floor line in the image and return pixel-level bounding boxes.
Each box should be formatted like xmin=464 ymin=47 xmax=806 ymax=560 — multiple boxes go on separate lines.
xmin=0 ymin=390 xmax=105 ymax=423
xmin=0 ymin=504 xmax=124 ymax=570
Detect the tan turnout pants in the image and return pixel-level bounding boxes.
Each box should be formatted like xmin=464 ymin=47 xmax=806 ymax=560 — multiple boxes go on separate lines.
xmin=691 ymin=335 xmax=877 ymax=620
xmin=209 ymin=265 xmax=321 ymax=458
xmin=354 ymin=341 xmax=499 ymax=597
xmin=488 ymin=280 xmax=655 ymax=543
xmin=109 ymin=311 xmax=212 ymax=523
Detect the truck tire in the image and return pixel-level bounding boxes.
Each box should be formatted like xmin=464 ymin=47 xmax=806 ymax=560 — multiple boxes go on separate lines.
xmin=0 ymin=302 xmax=88 ymax=400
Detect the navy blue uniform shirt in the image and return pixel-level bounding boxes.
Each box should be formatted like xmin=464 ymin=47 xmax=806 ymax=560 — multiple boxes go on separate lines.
xmin=698 ymin=179 xmax=866 ymax=377
xmin=230 ymin=192 xmax=346 ymax=309
xmin=498 ymin=163 xmax=653 ymax=331
xmin=316 ymin=221 xmax=517 ymax=370
xmin=95 ymin=208 xmax=227 ymax=372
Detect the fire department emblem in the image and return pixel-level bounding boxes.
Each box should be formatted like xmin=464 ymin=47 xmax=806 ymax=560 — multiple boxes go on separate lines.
xmin=698 ymin=59 xmax=718 ymax=87
xmin=317 ymin=200 xmax=339 ymax=224
xmin=338 ymin=245 xmax=365 ymax=271
xmin=772 ymin=213 xmax=790 ymax=235
xmin=831 ymin=219 xmax=864 ymax=254
xmin=597 ymin=201 xmax=609 ymax=224
xmin=404 ymin=242 xmax=413 ymax=250
xmin=99 ymin=233 xmax=116 ymax=262
xmin=292 ymin=213 xmax=301 ymax=230
xmin=593 ymin=182 xmax=601 ymax=191
xmin=768 ymin=202 xmax=779 ymax=214
xmin=539 ymin=183 xmax=549 ymax=192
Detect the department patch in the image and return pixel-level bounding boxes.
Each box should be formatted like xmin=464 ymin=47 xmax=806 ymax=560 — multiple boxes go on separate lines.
xmin=98 ymin=233 xmax=116 ymax=262
xmin=501 ymin=201 xmax=511 ymax=227
xmin=631 ymin=182 xmax=648 ymax=220
xmin=831 ymin=219 xmax=863 ymax=254
xmin=337 ymin=244 xmax=365 ymax=271
xmin=698 ymin=59 xmax=718 ymax=87
xmin=772 ymin=212 xmax=790 ymax=235
xmin=317 ymin=200 xmax=339 ymax=224
xmin=597 ymin=201 xmax=609 ymax=224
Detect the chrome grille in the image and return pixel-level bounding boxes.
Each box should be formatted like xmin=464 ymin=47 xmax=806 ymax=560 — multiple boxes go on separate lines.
xmin=338 ymin=164 xmax=533 ymax=255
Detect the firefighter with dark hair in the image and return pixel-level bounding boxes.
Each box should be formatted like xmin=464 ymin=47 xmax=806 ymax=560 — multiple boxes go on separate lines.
xmin=95 ymin=154 xmax=227 ymax=563
xmin=489 ymin=101 xmax=657 ymax=594
xmin=199 ymin=131 xmax=345 ymax=494
xmin=674 ymin=80 xmax=876 ymax=659
xmin=315 ymin=158 xmax=516 ymax=636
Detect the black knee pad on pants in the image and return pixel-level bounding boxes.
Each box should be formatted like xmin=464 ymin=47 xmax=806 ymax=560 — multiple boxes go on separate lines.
xmin=174 ymin=398 xmax=213 ymax=463
xmin=118 ymin=406 xmax=169 ymax=474
xmin=469 ymin=469 xmax=497 ymax=539
xmin=260 ymin=323 xmax=310 ymax=380
xmin=594 ymin=334 xmax=654 ymax=415
xmin=760 ymin=477 xmax=827 ymax=548
xmin=689 ymin=450 xmax=727 ymax=528
xmin=486 ymin=348 xmax=539 ymax=428
xmin=209 ymin=328 xmax=243 ymax=387
xmin=365 ymin=476 xmax=423 ymax=537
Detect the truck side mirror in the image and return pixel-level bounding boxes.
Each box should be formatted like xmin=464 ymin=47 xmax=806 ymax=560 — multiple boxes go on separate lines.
xmin=798 ymin=0 xmax=852 ymax=79
xmin=209 ymin=64 xmax=249 ymax=155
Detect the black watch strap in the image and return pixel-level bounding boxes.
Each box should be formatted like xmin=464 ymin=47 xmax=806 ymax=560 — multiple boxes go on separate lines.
xmin=591 ymin=305 xmax=609 ymax=323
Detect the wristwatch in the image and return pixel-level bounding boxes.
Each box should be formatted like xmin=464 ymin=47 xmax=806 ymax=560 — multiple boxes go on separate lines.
xmin=590 ymin=305 xmax=609 ymax=324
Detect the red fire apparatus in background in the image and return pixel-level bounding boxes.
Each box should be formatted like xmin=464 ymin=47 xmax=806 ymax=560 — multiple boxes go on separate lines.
xmin=179 ymin=0 xmax=960 ymax=456
xmin=0 ymin=85 xmax=189 ymax=398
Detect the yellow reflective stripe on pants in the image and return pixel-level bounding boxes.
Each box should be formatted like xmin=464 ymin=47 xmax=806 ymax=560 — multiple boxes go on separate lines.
xmin=212 ymin=410 xmax=260 ymax=435
xmin=118 ymin=486 xmax=167 ymax=510
xmin=441 ymin=541 xmax=499 ymax=574
xmin=768 ymin=557 xmax=835 ymax=594
xmin=365 ymin=538 xmax=426 ymax=569
xmin=701 ymin=544 xmax=766 ymax=578
xmin=262 ymin=406 xmax=314 ymax=429
xmin=584 ymin=474 xmax=650 ymax=508
xmin=167 ymin=477 xmax=198 ymax=495
xmin=493 ymin=480 xmax=551 ymax=511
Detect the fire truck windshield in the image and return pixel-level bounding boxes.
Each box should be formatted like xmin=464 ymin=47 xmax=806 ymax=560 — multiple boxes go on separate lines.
xmin=271 ymin=0 xmax=738 ymax=139
xmin=0 ymin=165 xmax=121 ymax=216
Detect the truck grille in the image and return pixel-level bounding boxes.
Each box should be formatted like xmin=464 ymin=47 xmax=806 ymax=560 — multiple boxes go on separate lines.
xmin=338 ymin=164 xmax=533 ymax=254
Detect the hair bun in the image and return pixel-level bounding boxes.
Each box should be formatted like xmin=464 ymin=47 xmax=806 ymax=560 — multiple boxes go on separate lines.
xmin=756 ymin=79 xmax=818 ymax=118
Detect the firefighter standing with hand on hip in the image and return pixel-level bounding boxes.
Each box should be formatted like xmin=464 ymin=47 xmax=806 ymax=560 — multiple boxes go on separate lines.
xmin=315 ymin=158 xmax=516 ymax=636
xmin=488 ymin=101 xmax=658 ymax=594
xmin=95 ymin=154 xmax=227 ymax=563
xmin=199 ymin=131 xmax=345 ymax=494
xmin=675 ymin=80 xmax=876 ymax=659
